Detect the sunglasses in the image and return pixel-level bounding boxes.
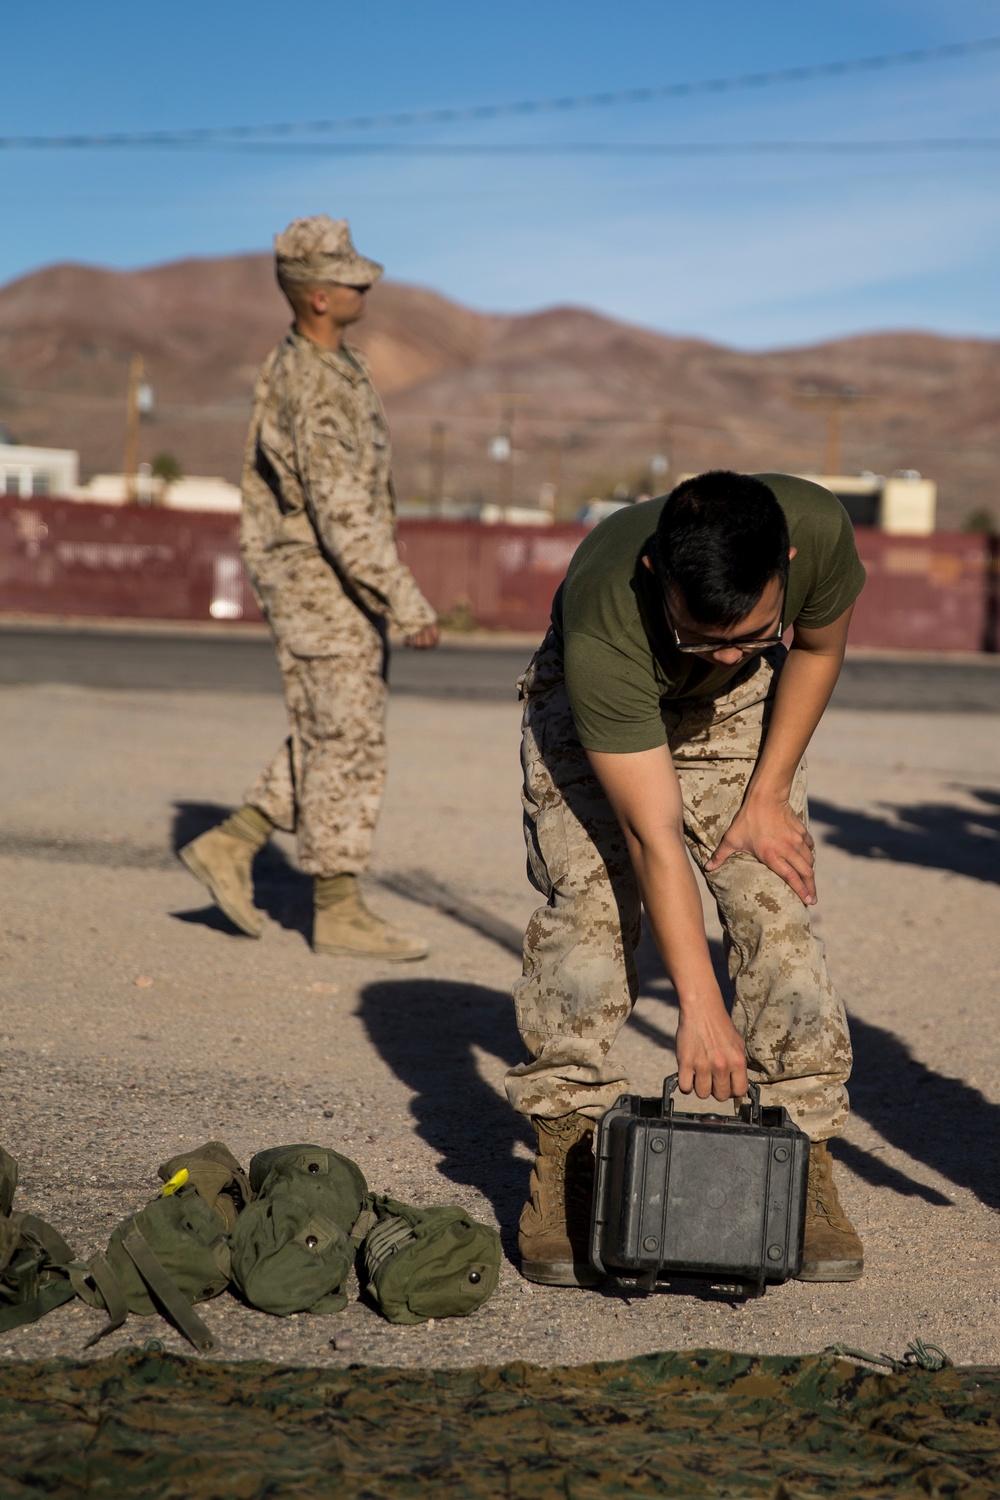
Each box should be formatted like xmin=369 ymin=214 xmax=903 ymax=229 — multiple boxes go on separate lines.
xmin=651 ymin=544 xmax=786 ymax=656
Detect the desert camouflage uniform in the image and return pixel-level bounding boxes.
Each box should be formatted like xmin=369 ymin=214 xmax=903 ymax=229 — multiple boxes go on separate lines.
xmin=239 ymin=330 xmax=435 ymax=876
xmin=505 ymin=630 xmax=852 ymax=1142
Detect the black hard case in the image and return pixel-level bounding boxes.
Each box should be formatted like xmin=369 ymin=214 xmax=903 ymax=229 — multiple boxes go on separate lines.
xmin=590 ymin=1074 xmax=810 ymax=1297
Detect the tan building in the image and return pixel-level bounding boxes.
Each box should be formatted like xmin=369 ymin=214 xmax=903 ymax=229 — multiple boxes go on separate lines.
xmin=801 ymin=471 xmax=936 ymax=536
xmin=75 ymin=470 xmax=241 ymax=512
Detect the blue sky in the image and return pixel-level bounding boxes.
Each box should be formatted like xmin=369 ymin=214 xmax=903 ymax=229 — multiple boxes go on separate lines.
xmin=2 ymin=0 xmax=999 ymax=348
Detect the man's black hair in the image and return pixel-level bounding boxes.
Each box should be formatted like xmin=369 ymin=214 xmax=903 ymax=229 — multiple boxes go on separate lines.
xmin=651 ymin=471 xmax=790 ymax=628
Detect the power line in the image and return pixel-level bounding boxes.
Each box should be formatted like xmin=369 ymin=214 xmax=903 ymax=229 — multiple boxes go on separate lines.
xmin=4 ymin=138 xmax=1000 ymax=161
xmin=147 ymin=138 xmax=1000 ymax=157
xmin=1 ymin=36 xmax=997 ymax=150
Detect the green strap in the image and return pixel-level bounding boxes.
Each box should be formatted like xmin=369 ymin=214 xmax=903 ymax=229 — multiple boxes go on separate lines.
xmin=0 ymin=1276 xmax=76 ymax=1333
xmin=0 ymin=1207 xmax=79 ymax=1334
xmin=121 ymin=1226 xmax=218 ymax=1353
xmin=825 ymin=1339 xmax=952 ymax=1373
xmin=364 ymin=1213 xmax=415 ymax=1276
xmin=19 ymin=1213 xmax=74 ymax=1267
xmin=72 ymin=1253 xmax=131 ymax=1348
xmin=4 ymin=1247 xmax=39 ymax=1304
xmin=350 ymin=1205 xmax=380 ymax=1245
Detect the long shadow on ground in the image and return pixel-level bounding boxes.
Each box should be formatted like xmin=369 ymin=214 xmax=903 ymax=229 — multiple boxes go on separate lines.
xmin=169 ymin=800 xmax=312 ymax=942
xmin=810 ymin=789 xmax=1000 ymax=886
xmin=358 ymin=979 xmax=534 ymax=1259
xmin=842 ymin=1013 xmax=1000 ymax=1211
xmin=806 ymin=791 xmax=1000 ymax=1205
xmin=634 ymin=928 xmax=963 ymax=1208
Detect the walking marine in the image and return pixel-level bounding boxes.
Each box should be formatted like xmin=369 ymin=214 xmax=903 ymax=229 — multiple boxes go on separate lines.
xmin=507 ymin=470 xmax=867 ymax=1288
xmin=180 ymin=215 xmax=438 ymax=959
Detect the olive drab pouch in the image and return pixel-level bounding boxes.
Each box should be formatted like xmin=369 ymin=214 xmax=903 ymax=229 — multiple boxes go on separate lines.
xmin=361 ymin=1196 xmax=501 ymax=1325
xmin=0 ymin=1146 xmax=16 ymax=1218
xmin=246 ymin=1143 xmax=369 ymax=1207
xmin=73 ymin=1186 xmax=233 ymax=1353
xmin=229 ymin=1189 xmax=355 ymax=1316
xmin=231 ymin=1144 xmax=369 ymax=1316
xmin=0 ymin=1147 xmax=77 ymax=1334
xmin=156 ymin=1140 xmax=252 ymax=1231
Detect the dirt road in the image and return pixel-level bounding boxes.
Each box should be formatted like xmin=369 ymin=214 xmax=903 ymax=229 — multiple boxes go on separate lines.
xmin=1 ymin=677 xmax=998 ymax=1368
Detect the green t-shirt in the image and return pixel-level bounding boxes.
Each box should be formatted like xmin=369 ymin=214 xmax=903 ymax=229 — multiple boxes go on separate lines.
xmin=552 ymin=472 xmax=866 ymax=754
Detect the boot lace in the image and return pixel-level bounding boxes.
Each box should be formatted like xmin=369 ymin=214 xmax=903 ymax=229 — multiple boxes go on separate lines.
xmin=807 ymin=1149 xmax=850 ymax=1230
xmin=535 ymin=1117 xmax=594 ymax=1233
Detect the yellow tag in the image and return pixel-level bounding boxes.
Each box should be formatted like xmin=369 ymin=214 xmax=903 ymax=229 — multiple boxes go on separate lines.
xmin=161 ymin=1168 xmax=189 ymax=1196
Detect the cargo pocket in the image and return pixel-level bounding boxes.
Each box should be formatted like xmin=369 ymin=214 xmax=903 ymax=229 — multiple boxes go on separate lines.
xmin=521 ymin=705 xmax=573 ymax=900
xmin=524 ymin=801 xmax=572 ymax=901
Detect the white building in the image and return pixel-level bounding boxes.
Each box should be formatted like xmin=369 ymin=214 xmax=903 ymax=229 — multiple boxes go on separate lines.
xmin=0 ymin=443 xmax=242 ymax=512
xmin=0 ymin=443 xmax=79 ymax=497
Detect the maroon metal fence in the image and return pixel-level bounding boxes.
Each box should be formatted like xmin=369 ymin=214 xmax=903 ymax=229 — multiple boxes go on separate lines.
xmin=0 ymin=499 xmax=259 ymax=624
xmin=849 ymin=530 xmax=995 ymax=653
xmin=398 ymin=521 xmax=586 ymax=633
xmin=1 ymin=497 xmax=996 ymax=652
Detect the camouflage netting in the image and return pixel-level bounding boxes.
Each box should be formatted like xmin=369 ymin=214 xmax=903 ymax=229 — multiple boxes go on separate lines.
xmin=0 ymin=1348 xmax=998 ymax=1498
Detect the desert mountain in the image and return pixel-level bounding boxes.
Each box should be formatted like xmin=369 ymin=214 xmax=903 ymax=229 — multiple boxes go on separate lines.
xmin=0 ymin=253 xmax=997 ymax=528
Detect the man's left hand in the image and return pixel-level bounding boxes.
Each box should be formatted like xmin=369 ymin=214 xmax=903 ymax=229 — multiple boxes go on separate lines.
xmin=405 ymin=623 xmax=440 ymax=649
xmin=705 ymin=791 xmax=816 ymax=905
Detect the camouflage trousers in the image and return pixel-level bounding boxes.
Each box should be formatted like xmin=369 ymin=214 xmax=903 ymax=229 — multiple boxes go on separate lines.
xmin=505 ymin=631 xmax=851 ymax=1142
xmin=245 ymin=620 xmax=387 ymax=877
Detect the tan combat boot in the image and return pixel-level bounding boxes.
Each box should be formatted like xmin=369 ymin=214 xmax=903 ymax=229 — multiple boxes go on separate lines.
xmin=798 ymin=1141 xmax=864 ymax=1282
xmin=313 ymin=874 xmax=429 ymax=961
xmin=518 ymin=1112 xmax=600 ymax=1288
xmin=178 ymin=806 xmax=271 ymax=938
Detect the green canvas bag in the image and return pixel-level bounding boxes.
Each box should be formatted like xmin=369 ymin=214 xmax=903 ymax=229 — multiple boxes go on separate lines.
xmin=231 ymin=1144 xmax=369 ymax=1316
xmin=0 ymin=1147 xmax=77 ymax=1334
xmin=156 ymin=1140 xmax=252 ymax=1231
xmin=246 ymin=1143 xmax=368 ymax=1205
xmin=73 ymin=1139 xmax=249 ymax=1352
xmin=0 ymin=1146 xmax=16 ymax=1218
xmin=362 ymin=1196 xmax=501 ymax=1325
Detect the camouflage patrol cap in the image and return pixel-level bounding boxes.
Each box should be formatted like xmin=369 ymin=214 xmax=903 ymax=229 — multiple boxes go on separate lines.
xmin=274 ymin=215 xmax=383 ymax=288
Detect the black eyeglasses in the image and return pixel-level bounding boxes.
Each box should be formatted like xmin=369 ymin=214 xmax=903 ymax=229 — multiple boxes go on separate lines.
xmin=651 ymin=545 xmax=786 ymax=656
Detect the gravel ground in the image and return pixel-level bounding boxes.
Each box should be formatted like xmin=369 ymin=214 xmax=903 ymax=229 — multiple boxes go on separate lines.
xmin=0 ymin=680 xmax=998 ymax=1369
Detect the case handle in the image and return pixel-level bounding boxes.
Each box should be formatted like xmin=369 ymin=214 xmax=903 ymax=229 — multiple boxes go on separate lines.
xmin=660 ymin=1073 xmax=761 ymax=1115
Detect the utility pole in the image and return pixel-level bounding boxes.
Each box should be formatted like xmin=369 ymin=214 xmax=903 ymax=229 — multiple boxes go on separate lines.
xmin=488 ymin=394 xmax=523 ymax=511
xmin=544 ymin=435 xmax=564 ymax=516
xmin=123 ymin=355 xmax=154 ymax=503
xmin=499 ymin=396 xmax=515 ymax=510
xmin=798 ymin=384 xmax=862 ymax=476
xmin=429 ymin=421 xmax=447 ymax=511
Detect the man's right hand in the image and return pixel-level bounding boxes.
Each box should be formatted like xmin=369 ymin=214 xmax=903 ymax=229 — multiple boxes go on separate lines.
xmin=405 ymin=622 xmax=440 ymax=649
xmin=674 ymin=1002 xmax=748 ymax=1101
xmin=586 ymin=743 xmax=749 ymax=1104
